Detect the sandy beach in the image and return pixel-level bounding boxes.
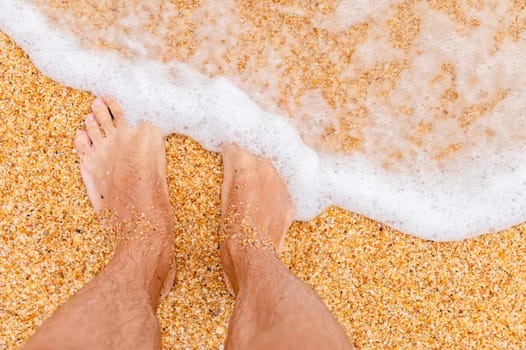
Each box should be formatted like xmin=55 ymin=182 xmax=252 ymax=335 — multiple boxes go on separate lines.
xmin=1 ymin=7 xmax=526 ymax=348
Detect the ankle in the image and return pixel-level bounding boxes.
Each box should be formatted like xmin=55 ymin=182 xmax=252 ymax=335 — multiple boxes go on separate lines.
xmin=220 ymin=233 xmax=282 ymax=295
xmin=111 ymin=223 xmax=174 ymax=304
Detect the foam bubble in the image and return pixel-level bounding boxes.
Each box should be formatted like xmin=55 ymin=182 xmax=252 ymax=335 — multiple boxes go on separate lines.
xmin=326 ymin=0 xmax=398 ymax=31
xmin=2 ymin=0 xmax=526 ymax=241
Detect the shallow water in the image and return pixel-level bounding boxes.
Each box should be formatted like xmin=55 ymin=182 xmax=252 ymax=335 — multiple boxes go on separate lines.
xmin=1 ymin=0 xmax=526 ymax=240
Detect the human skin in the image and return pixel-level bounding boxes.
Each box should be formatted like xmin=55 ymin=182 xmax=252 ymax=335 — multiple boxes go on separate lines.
xmin=220 ymin=143 xmax=353 ymax=350
xmin=23 ymin=97 xmax=175 ymax=349
xmin=22 ymin=98 xmax=352 ymax=350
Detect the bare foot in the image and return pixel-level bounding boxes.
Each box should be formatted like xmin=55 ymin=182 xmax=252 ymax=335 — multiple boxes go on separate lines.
xmin=74 ymin=97 xmax=175 ymax=299
xmin=219 ymin=143 xmax=295 ymax=295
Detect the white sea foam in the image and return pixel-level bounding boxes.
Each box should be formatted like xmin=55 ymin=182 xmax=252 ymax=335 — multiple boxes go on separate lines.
xmin=328 ymin=0 xmax=397 ymax=31
xmin=2 ymin=0 xmax=526 ymax=241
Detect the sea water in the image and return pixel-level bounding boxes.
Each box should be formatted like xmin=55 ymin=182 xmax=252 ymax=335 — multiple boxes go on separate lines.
xmin=1 ymin=0 xmax=526 ymax=241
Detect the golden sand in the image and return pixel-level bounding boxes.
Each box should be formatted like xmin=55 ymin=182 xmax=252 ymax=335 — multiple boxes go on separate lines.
xmin=1 ymin=19 xmax=526 ymax=350
xmin=29 ymin=0 xmax=526 ymax=173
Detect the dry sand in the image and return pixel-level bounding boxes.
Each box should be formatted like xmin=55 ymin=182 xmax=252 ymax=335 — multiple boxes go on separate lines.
xmin=1 ymin=27 xmax=526 ymax=350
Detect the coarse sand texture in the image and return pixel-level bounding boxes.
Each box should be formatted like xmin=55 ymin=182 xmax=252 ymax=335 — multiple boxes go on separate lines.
xmin=1 ymin=32 xmax=526 ymax=349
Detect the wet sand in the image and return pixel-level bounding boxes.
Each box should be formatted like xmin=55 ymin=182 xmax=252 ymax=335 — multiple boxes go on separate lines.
xmin=1 ymin=30 xmax=526 ymax=350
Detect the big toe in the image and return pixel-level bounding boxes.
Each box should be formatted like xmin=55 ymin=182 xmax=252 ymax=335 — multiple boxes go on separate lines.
xmin=223 ymin=143 xmax=256 ymax=170
xmin=91 ymin=97 xmax=115 ymax=135
xmin=103 ymin=96 xmax=127 ymax=127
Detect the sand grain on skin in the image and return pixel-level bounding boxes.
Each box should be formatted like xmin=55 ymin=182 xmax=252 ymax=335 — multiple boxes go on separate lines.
xmin=1 ymin=22 xmax=526 ymax=350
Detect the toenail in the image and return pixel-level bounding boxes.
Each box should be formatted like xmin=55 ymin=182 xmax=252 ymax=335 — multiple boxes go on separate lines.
xmin=87 ymin=114 xmax=95 ymax=122
xmin=93 ymin=98 xmax=104 ymax=107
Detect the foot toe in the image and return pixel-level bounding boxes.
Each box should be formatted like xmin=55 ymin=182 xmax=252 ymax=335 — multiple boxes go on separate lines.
xmin=85 ymin=114 xmax=103 ymax=145
xmin=103 ymin=96 xmax=127 ymax=127
xmin=92 ymin=97 xmax=115 ymax=135
xmin=75 ymin=130 xmax=92 ymax=156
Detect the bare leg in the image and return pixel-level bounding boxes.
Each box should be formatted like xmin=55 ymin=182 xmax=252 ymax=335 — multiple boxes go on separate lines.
xmin=220 ymin=144 xmax=353 ymax=350
xmin=23 ymin=98 xmax=175 ymax=350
